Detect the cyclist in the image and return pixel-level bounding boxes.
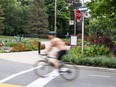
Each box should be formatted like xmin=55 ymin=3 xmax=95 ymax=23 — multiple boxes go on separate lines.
xmin=43 ymin=31 xmax=69 ymax=76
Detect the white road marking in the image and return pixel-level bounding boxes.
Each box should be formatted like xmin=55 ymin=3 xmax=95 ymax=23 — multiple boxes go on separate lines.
xmin=0 ymin=66 xmax=40 ymax=83
xmin=27 ymin=70 xmax=59 ymax=87
xmin=89 ymin=74 xmax=111 ymax=78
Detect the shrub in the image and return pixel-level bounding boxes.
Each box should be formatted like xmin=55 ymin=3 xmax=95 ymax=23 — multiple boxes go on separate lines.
xmin=112 ymin=44 xmax=116 ymax=56
xmin=69 ymin=45 xmax=111 ymax=58
xmin=63 ymin=54 xmax=116 ymax=68
xmin=95 ymin=35 xmax=112 ymax=46
xmin=11 ymin=43 xmax=30 ymax=52
xmin=29 ymin=40 xmax=38 ymax=50
xmin=5 ymin=42 xmax=18 ymax=47
xmin=70 ymin=46 xmax=83 ymax=58
xmin=87 ymin=36 xmax=96 ymax=45
xmin=0 ymin=49 xmax=5 ymax=53
xmin=84 ymin=45 xmax=110 ymax=57
xmin=11 ymin=40 xmax=45 ymax=52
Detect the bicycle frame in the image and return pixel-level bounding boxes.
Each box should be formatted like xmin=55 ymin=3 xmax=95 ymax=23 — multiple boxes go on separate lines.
xmin=39 ymin=54 xmax=64 ymax=68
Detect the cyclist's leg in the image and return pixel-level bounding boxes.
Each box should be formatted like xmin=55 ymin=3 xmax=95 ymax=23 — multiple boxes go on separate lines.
xmin=52 ymin=50 xmax=67 ymax=74
xmin=53 ymin=50 xmax=67 ymax=69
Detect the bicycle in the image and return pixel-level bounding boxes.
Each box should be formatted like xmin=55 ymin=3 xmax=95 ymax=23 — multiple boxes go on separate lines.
xmin=33 ymin=54 xmax=79 ymax=81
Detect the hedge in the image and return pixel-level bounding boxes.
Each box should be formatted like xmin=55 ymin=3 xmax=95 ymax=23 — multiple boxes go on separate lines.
xmin=62 ymin=53 xmax=116 ymax=68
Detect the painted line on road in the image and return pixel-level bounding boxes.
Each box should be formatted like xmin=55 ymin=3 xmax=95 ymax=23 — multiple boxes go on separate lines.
xmin=0 ymin=83 xmax=25 ymax=87
xmin=0 ymin=66 xmax=41 ymax=83
xmin=89 ymin=74 xmax=111 ymax=78
xmin=27 ymin=70 xmax=59 ymax=87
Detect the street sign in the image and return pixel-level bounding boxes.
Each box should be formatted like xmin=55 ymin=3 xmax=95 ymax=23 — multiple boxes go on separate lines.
xmin=69 ymin=20 xmax=74 ymax=25
xmin=79 ymin=6 xmax=88 ymax=12
xmin=76 ymin=9 xmax=81 ymax=22
xmin=84 ymin=11 xmax=91 ymax=18
xmin=70 ymin=35 xmax=77 ymax=46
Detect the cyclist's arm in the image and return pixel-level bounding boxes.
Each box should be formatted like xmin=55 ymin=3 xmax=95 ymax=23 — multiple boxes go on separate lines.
xmin=44 ymin=45 xmax=52 ymax=53
xmin=44 ymin=41 xmax=54 ymax=53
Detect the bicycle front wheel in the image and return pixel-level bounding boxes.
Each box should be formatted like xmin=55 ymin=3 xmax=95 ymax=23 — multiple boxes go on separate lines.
xmin=60 ymin=62 xmax=79 ymax=81
xmin=33 ymin=60 xmax=50 ymax=77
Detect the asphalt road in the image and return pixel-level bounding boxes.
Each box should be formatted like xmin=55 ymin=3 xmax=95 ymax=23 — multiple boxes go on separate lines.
xmin=0 ymin=59 xmax=116 ymax=87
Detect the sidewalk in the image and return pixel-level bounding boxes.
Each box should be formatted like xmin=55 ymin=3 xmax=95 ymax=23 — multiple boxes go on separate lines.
xmin=0 ymin=41 xmax=59 ymax=64
xmin=0 ymin=51 xmax=41 ymax=64
xmin=0 ymin=41 xmax=70 ymax=64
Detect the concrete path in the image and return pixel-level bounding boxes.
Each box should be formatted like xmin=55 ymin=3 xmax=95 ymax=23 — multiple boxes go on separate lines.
xmin=0 ymin=41 xmax=70 ymax=64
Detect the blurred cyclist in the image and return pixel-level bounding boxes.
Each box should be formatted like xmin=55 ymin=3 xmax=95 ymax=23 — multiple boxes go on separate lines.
xmin=44 ymin=31 xmax=69 ymax=76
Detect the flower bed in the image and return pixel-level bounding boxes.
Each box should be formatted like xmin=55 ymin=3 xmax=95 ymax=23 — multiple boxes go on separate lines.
xmin=0 ymin=37 xmax=45 ymax=52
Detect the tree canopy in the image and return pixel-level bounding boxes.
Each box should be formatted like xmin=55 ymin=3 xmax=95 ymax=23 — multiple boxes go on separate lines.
xmin=85 ymin=0 xmax=116 ymax=39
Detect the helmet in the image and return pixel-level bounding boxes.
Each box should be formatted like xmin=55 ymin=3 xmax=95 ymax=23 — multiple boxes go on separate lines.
xmin=48 ymin=31 xmax=56 ymax=35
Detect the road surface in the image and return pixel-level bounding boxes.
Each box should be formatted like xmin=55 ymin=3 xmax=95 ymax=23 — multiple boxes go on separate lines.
xmin=0 ymin=59 xmax=116 ymax=87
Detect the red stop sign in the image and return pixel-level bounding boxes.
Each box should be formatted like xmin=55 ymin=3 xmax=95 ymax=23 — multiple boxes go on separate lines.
xmin=76 ymin=10 xmax=81 ymax=22
xmin=0 ymin=43 xmax=3 ymax=47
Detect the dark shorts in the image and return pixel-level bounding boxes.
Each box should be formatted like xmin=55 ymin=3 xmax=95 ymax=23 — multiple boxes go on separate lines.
xmin=57 ymin=50 xmax=67 ymax=60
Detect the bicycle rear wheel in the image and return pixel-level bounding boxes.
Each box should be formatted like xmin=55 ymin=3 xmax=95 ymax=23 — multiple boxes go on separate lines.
xmin=60 ymin=62 xmax=79 ymax=81
xmin=33 ymin=60 xmax=50 ymax=77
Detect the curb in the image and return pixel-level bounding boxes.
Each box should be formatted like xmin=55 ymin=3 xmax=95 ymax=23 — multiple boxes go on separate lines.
xmin=78 ymin=65 xmax=116 ymax=73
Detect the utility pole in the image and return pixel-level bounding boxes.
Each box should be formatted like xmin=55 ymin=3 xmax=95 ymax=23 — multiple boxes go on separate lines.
xmin=74 ymin=9 xmax=76 ymax=35
xmin=82 ymin=0 xmax=84 ymax=52
xmin=54 ymin=0 xmax=57 ymax=33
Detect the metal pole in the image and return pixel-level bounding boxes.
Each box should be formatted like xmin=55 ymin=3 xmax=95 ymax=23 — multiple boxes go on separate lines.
xmin=74 ymin=9 xmax=76 ymax=35
xmin=82 ymin=0 xmax=84 ymax=52
xmin=38 ymin=42 xmax=41 ymax=54
xmin=54 ymin=0 xmax=57 ymax=33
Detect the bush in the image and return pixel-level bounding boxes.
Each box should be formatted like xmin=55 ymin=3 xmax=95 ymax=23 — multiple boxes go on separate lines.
xmin=63 ymin=54 xmax=116 ymax=68
xmin=5 ymin=42 xmax=18 ymax=47
xmin=84 ymin=45 xmax=111 ymax=57
xmin=11 ymin=40 xmax=45 ymax=52
xmin=0 ymin=49 xmax=5 ymax=53
xmin=112 ymin=44 xmax=116 ymax=56
xmin=11 ymin=43 xmax=30 ymax=52
xmin=68 ymin=45 xmax=111 ymax=58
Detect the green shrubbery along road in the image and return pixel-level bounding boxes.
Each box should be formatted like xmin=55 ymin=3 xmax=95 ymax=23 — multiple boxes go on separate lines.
xmin=63 ymin=35 xmax=116 ymax=68
xmin=63 ymin=46 xmax=116 ymax=68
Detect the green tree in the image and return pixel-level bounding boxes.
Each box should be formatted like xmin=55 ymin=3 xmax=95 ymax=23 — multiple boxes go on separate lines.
xmin=25 ymin=0 xmax=49 ymax=37
xmin=0 ymin=5 xmax=5 ymax=34
xmin=86 ymin=0 xmax=116 ymax=39
xmin=0 ymin=0 xmax=18 ymax=35
xmin=44 ymin=0 xmax=71 ymax=37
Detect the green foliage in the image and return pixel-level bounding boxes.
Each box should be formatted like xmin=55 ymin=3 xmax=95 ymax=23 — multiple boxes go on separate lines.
xmin=85 ymin=0 xmax=116 ymax=40
xmin=63 ymin=54 xmax=116 ymax=68
xmin=5 ymin=42 xmax=18 ymax=47
xmin=84 ymin=45 xmax=110 ymax=57
xmin=71 ymin=46 xmax=83 ymax=57
xmin=44 ymin=0 xmax=71 ymax=37
xmin=0 ymin=49 xmax=5 ymax=53
xmin=0 ymin=36 xmax=45 ymax=52
xmin=25 ymin=0 xmax=49 ymax=36
xmin=0 ymin=0 xmax=49 ymax=36
xmin=0 ymin=5 xmax=5 ymax=34
xmin=67 ymin=45 xmax=111 ymax=59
